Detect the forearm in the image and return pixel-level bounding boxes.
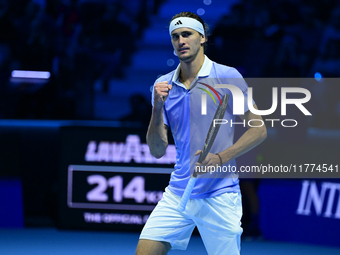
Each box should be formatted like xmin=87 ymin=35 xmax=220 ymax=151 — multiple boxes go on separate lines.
xmin=146 ymin=107 xmax=168 ymax=159
xmin=218 ymin=126 xmax=267 ymax=165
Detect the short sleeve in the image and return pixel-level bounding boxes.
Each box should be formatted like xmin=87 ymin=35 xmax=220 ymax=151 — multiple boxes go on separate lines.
xmin=225 ymin=67 xmax=256 ymax=115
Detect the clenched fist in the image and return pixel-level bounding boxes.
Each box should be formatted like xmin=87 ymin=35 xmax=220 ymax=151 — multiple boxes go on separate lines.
xmin=153 ymin=81 xmax=172 ymax=109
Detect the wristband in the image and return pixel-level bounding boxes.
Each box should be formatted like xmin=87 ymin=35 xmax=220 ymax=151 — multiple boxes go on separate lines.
xmin=216 ymin=153 xmax=223 ymax=166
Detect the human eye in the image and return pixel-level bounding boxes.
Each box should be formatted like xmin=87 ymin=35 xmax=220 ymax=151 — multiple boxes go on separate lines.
xmin=182 ymin=32 xmax=191 ymax=37
xmin=171 ymin=34 xmax=179 ymax=40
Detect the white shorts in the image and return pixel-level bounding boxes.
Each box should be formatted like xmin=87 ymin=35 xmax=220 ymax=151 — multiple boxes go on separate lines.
xmin=140 ymin=187 xmax=243 ymax=255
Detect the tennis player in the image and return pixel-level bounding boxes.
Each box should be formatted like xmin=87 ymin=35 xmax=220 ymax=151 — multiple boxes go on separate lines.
xmin=136 ymin=11 xmax=267 ymax=255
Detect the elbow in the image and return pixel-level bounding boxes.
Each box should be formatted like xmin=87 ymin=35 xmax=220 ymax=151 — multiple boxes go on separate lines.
xmin=147 ymin=139 xmax=168 ymax=159
xmin=249 ymin=125 xmax=267 ymax=143
xmin=261 ymin=126 xmax=267 ymax=142
xmin=150 ymin=148 xmax=166 ymax=159
xmin=146 ymin=131 xmax=168 ymax=159
xmin=153 ymin=153 xmax=165 ymax=159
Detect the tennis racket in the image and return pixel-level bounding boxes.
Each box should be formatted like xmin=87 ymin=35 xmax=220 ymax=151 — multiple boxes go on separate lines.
xmin=177 ymin=93 xmax=229 ymax=212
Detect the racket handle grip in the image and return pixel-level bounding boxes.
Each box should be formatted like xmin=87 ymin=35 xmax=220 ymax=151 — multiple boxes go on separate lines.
xmin=177 ymin=177 xmax=196 ymax=212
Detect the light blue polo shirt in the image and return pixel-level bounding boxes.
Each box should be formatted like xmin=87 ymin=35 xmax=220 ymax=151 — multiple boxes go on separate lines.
xmin=151 ymin=55 xmax=254 ymax=199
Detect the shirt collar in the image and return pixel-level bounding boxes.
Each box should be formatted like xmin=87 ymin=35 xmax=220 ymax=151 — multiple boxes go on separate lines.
xmin=172 ymin=55 xmax=213 ymax=85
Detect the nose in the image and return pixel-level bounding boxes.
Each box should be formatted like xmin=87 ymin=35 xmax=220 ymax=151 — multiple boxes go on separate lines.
xmin=178 ymin=35 xmax=185 ymax=46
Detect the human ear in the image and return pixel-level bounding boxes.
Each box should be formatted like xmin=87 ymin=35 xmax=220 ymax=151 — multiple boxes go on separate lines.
xmin=201 ymin=35 xmax=206 ymax=45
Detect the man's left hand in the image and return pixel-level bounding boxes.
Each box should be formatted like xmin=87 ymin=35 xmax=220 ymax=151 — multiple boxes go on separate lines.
xmin=194 ymin=150 xmax=221 ymax=175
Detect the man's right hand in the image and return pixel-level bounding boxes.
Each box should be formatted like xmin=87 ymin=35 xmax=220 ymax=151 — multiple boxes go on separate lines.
xmin=153 ymin=81 xmax=172 ymax=109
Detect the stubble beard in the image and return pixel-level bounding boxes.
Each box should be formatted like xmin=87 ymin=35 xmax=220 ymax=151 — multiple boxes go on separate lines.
xmin=178 ymin=54 xmax=195 ymax=63
xmin=177 ymin=44 xmax=202 ymax=63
